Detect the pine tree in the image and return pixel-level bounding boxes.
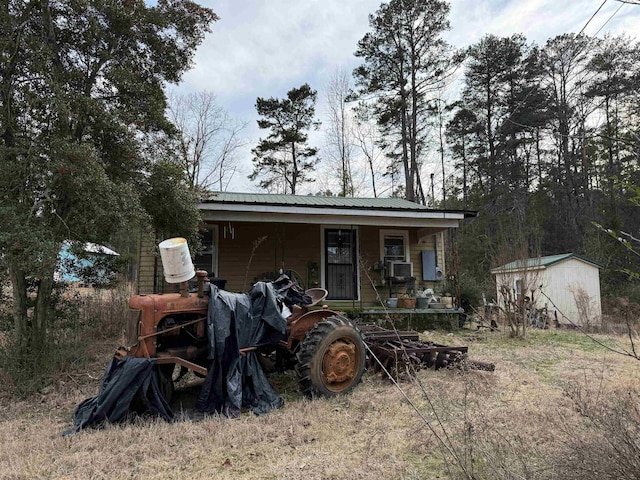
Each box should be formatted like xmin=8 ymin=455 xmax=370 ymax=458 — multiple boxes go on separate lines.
xmin=353 ymin=0 xmax=455 ymax=203
xmin=250 ymin=84 xmax=320 ymax=194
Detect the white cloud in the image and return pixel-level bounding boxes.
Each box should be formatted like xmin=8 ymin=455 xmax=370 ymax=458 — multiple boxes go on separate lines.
xmin=168 ymin=0 xmax=640 ymax=193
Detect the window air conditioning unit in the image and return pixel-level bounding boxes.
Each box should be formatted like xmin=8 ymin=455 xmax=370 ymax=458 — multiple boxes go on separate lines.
xmin=387 ymin=261 xmax=413 ymax=278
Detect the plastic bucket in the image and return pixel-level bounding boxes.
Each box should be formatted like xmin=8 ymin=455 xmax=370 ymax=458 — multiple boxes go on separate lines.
xmin=416 ymin=297 xmax=429 ymax=309
xmin=158 ymin=237 xmax=195 ymax=284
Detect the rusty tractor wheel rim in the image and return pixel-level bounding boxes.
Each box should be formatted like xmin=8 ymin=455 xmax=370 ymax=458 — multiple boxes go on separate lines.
xmin=321 ymin=339 xmax=359 ymax=392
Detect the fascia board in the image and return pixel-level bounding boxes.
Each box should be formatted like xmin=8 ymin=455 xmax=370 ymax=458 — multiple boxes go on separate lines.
xmin=491 ymin=265 xmax=546 ymax=275
xmin=200 ymin=208 xmax=460 ymax=228
xmin=199 ymin=203 xmax=465 ymax=220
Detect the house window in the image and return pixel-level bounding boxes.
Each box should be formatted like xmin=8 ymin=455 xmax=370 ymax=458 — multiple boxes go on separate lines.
xmin=193 ymin=224 xmax=218 ymax=277
xmin=380 ymin=230 xmax=410 ymax=263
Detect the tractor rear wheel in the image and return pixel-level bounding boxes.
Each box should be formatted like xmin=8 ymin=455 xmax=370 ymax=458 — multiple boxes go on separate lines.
xmin=295 ymin=316 xmax=366 ymax=398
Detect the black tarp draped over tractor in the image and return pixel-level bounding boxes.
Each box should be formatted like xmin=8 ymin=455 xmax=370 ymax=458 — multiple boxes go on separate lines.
xmin=196 ymin=282 xmax=287 ymax=417
xmin=66 ymin=281 xmax=289 ymax=433
xmin=63 ymin=356 xmax=173 ymax=435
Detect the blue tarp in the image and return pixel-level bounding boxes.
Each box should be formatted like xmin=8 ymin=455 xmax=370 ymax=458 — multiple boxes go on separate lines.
xmin=196 ymin=282 xmax=288 ymax=417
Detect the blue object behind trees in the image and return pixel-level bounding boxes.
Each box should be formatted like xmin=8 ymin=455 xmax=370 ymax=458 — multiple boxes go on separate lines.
xmin=56 ymin=242 xmax=120 ymax=286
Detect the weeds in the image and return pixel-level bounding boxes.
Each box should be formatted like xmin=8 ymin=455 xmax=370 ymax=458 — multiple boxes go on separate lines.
xmin=554 ymin=382 xmax=640 ymax=480
xmin=570 ymin=285 xmax=599 ymax=329
xmin=0 ymin=282 xmax=132 ymax=396
xmin=243 ymin=235 xmax=268 ymax=290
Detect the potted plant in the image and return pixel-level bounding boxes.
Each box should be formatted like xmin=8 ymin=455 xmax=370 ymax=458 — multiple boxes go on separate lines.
xmin=416 ymin=286 xmax=432 ymax=309
xmin=397 ymin=292 xmax=416 ymax=309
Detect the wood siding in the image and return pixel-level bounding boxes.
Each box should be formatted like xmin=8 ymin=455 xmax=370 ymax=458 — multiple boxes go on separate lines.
xmin=216 ymin=222 xmax=321 ymax=292
xmin=137 ymin=232 xmax=158 ymax=294
xmin=137 ymin=222 xmax=448 ymax=306
xmin=544 ymin=259 xmax=601 ymax=325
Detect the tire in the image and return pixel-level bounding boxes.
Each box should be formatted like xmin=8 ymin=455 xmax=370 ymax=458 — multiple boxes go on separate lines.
xmin=295 ymin=315 xmax=366 ymax=398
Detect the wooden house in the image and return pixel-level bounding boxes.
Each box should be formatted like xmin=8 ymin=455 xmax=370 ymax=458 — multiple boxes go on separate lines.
xmin=136 ymin=193 xmax=475 ymax=308
xmin=491 ymin=253 xmax=602 ymax=326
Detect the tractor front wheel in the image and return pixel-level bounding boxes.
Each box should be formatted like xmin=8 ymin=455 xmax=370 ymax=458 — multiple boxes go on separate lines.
xmin=295 ymin=316 xmax=366 ymax=398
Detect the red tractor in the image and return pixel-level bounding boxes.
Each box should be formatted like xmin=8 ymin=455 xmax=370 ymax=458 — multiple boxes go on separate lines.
xmin=123 ymin=269 xmax=367 ymax=401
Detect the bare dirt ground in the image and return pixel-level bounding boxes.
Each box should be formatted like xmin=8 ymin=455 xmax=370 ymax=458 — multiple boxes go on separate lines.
xmin=0 ymin=326 xmax=638 ymax=480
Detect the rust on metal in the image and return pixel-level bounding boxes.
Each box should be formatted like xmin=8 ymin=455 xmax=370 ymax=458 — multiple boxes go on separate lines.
xmin=360 ymin=324 xmax=494 ymax=375
xmin=287 ymin=309 xmax=335 ymax=346
xmin=323 ymin=340 xmax=357 ymax=385
xmin=136 ymin=316 xmax=206 ymax=341
xmin=114 ymin=346 xmax=128 ymax=361
xmin=155 ymin=355 xmax=208 ymax=377
xmin=128 ymin=292 xmax=208 ymax=358
xmin=121 ymin=280 xmax=493 ymax=395
xmin=196 ymin=270 xmax=208 ymax=297
xmin=239 ymin=347 xmax=258 ymax=356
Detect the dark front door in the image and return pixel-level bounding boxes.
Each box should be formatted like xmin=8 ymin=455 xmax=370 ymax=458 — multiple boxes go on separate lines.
xmin=325 ymin=228 xmax=357 ymax=300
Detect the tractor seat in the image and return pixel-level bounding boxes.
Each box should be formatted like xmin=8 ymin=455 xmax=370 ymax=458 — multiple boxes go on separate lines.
xmin=302 ymin=288 xmax=328 ymax=307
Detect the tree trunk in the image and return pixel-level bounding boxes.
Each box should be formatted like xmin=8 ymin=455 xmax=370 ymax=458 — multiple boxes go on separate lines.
xmin=291 ymin=141 xmax=297 ymax=195
xmin=400 ymin=88 xmax=413 ymax=201
xmin=34 ymin=273 xmax=54 ymax=335
xmin=9 ymin=266 xmax=29 ymax=347
xmin=410 ymin=43 xmax=419 ymax=203
xmin=462 ymin=135 xmax=468 ymax=209
xmin=8 ymin=255 xmax=57 ymax=355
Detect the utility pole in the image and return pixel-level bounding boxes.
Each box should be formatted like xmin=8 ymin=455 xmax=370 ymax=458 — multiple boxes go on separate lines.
xmin=430 ymin=173 xmax=435 ymax=207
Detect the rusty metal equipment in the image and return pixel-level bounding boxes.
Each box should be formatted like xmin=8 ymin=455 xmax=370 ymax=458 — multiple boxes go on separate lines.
xmin=360 ymin=324 xmax=495 ymax=376
xmin=122 ymin=254 xmax=492 ymax=402
xmin=123 ymin=272 xmax=366 ymax=400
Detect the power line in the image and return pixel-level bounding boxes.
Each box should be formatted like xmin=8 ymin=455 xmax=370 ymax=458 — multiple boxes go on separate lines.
xmin=551 ymin=0 xmax=625 ymax=93
xmin=593 ymin=2 xmax=625 ymax=35
xmin=545 ymin=0 xmax=624 ymax=92
xmin=567 ymin=3 xmax=624 ymax=103
xmin=489 ymin=0 xmax=613 ymax=129
xmin=577 ymin=0 xmax=609 ymax=36
xmin=500 ymin=1 xmax=627 ymax=135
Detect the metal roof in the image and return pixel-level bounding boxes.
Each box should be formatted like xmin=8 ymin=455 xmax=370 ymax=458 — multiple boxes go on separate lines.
xmin=491 ymin=253 xmax=601 ymax=273
xmin=201 ymin=192 xmax=476 ymax=215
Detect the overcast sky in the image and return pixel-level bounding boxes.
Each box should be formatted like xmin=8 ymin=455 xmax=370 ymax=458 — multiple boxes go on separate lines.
xmin=167 ymin=0 xmax=640 ymax=193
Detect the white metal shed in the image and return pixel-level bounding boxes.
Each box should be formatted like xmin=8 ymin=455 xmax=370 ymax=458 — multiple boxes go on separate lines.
xmin=491 ymin=253 xmax=602 ymax=326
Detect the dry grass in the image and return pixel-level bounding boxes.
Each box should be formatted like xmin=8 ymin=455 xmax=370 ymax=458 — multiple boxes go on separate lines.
xmin=1 ymin=323 xmax=639 ymax=479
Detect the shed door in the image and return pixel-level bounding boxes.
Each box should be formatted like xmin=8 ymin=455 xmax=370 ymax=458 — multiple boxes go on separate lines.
xmin=325 ymin=228 xmax=357 ymax=300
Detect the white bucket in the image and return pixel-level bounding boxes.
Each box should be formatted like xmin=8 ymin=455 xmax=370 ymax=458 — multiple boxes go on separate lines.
xmin=158 ymin=237 xmax=195 ymax=284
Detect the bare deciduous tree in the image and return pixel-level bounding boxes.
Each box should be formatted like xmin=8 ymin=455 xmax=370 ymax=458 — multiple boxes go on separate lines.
xmin=324 ymin=68 xmax=355 ymax=197
xmin=168 ymin=91 xmax=247 ymax=193
xmin=353 ymin=112 xmax=387 ymax=198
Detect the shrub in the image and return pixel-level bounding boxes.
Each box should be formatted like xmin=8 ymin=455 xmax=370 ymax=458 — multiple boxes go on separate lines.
xmin=554 ymin=383 xmax=640 ymax=480
xmin=0 ymin=281 xmax=132 ymax=396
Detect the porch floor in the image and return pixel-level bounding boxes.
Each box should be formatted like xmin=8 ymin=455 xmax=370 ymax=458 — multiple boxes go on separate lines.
xmin=343 ymin=307 xmax=466 ymax=330
xmin=359 ymin=307 xmax=464 ymax=315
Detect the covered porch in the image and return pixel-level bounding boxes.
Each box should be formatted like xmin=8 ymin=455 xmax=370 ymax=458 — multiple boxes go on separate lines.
xmin=136 ymin=193 xmax=475 ymax=309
